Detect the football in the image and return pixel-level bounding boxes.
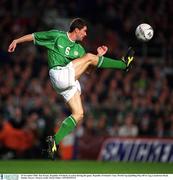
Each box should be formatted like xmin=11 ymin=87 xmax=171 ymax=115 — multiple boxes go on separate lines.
xmin=135 ymin=23 xmax=154 ymax=42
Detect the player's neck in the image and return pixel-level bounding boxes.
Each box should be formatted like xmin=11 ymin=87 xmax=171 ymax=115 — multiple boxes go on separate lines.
xmin=67 ymin=32 xmax=76 ymax=42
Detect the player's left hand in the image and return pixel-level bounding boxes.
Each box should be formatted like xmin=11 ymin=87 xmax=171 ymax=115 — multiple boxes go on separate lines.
xmin=97 ymin=45 xmax=108 ymax=56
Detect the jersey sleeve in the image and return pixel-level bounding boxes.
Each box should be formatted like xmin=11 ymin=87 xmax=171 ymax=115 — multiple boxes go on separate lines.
xmin=33 ymin=30 xmax=60 ymax=49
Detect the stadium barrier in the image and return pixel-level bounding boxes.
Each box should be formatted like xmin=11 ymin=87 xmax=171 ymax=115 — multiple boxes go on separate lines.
xmin=98 ymin=138 xmax=173 ymax=162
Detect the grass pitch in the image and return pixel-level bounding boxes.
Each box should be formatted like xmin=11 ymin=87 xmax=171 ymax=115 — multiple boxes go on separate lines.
xmin=0 ymin=160 xmax=172 ymax=174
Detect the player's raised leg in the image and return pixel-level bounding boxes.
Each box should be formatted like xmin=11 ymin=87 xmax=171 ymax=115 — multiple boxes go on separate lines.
xmin=72 ymin=47 xmax=135 ymax=80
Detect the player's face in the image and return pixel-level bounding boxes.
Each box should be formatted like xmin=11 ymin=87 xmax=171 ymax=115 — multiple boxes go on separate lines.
xmin=76 ymin=26 xmax=87 ymax=41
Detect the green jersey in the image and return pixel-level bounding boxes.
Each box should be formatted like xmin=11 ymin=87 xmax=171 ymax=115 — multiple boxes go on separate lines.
xmin=33 ymin=30 xmax=86 ymax=69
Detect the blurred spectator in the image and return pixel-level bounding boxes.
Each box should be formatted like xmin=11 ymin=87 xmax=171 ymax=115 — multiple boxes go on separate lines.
xmin=138 ymin=114 xmax=151 ymax=136
xmin=96 ymin=114 xmax=109 ymax=136
xmin=154 ymin=118 xmax=164 ymax=137
xmin=118 ymin=113 xmax=138 ymax=137
xmin=108 ymin=119 xmax=119 ymax=137
xmin=0 ymin=115 xmax=36 ymax=159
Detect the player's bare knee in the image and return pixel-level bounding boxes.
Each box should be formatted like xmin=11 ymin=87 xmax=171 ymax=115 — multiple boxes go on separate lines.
xmin=77 ymin=111 xmax=84 ymax=121
xmin=85 ymin=53 xmax=98 ymax=65
xmin=73 ymin=111 xmax=84 ymax=122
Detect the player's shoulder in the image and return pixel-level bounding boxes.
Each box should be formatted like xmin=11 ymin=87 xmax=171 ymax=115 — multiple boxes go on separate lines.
xmin=77 ymin=42 xmax=85 ymax=50
xmin=48 ymin=29 xmax=65 ymax=35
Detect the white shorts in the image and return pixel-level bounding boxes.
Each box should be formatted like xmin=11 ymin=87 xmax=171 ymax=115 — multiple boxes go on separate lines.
xmin=49 ymin=62 xmax=81 ymax=102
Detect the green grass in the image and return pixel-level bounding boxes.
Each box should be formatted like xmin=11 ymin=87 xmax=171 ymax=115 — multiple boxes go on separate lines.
xmin=0 ymin=160 xmax=172 ymax=174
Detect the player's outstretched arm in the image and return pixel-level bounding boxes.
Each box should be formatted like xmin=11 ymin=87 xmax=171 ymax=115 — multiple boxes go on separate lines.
xmin=8 ymin=34 xmax=34 ymax=52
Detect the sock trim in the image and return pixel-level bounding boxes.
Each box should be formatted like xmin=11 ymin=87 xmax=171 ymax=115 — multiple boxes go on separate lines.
xmin=97 ymin=56 xmax=104 ymax=68
xmin=69 ymin=115 xmax=77 ymax=126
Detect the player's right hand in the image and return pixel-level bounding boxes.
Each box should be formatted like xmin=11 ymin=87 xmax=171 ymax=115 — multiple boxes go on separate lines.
xmin=97 ymin=45 xmax=108 ymax=56
xmin=8 ymin=40 xmax=17 ymax=52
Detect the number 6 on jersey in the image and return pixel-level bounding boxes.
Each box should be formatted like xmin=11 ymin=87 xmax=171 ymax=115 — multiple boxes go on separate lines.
xmin=65 ymin=47 xmax=70 ymax=55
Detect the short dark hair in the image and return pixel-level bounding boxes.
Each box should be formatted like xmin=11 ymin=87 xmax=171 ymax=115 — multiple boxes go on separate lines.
xmin=69 ymin=18 xmax=87 ymax=32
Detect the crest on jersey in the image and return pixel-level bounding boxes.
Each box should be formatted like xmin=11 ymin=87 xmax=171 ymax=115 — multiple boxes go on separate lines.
xmin=74 ymin=51 xmax=78 ymax=56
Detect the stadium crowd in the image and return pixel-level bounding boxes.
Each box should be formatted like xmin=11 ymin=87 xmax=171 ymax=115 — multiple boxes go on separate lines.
xmin=0 ymin=0 xmax=173 ymax=159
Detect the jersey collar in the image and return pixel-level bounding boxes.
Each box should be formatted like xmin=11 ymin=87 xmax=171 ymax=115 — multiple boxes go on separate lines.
xmin=67 ymin=32 xmax=75 ymax=42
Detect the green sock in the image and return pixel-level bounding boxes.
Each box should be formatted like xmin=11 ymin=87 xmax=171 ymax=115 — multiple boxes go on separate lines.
xmin=54 ymin=115 xmax=77 ymax=145
xmin=97 ymin=56 xmax=127 ymax=70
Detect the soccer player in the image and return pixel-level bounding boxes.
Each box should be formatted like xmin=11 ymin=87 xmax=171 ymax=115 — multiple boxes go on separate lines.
xmin=8 ymin=18 xmax=134 ymax=159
